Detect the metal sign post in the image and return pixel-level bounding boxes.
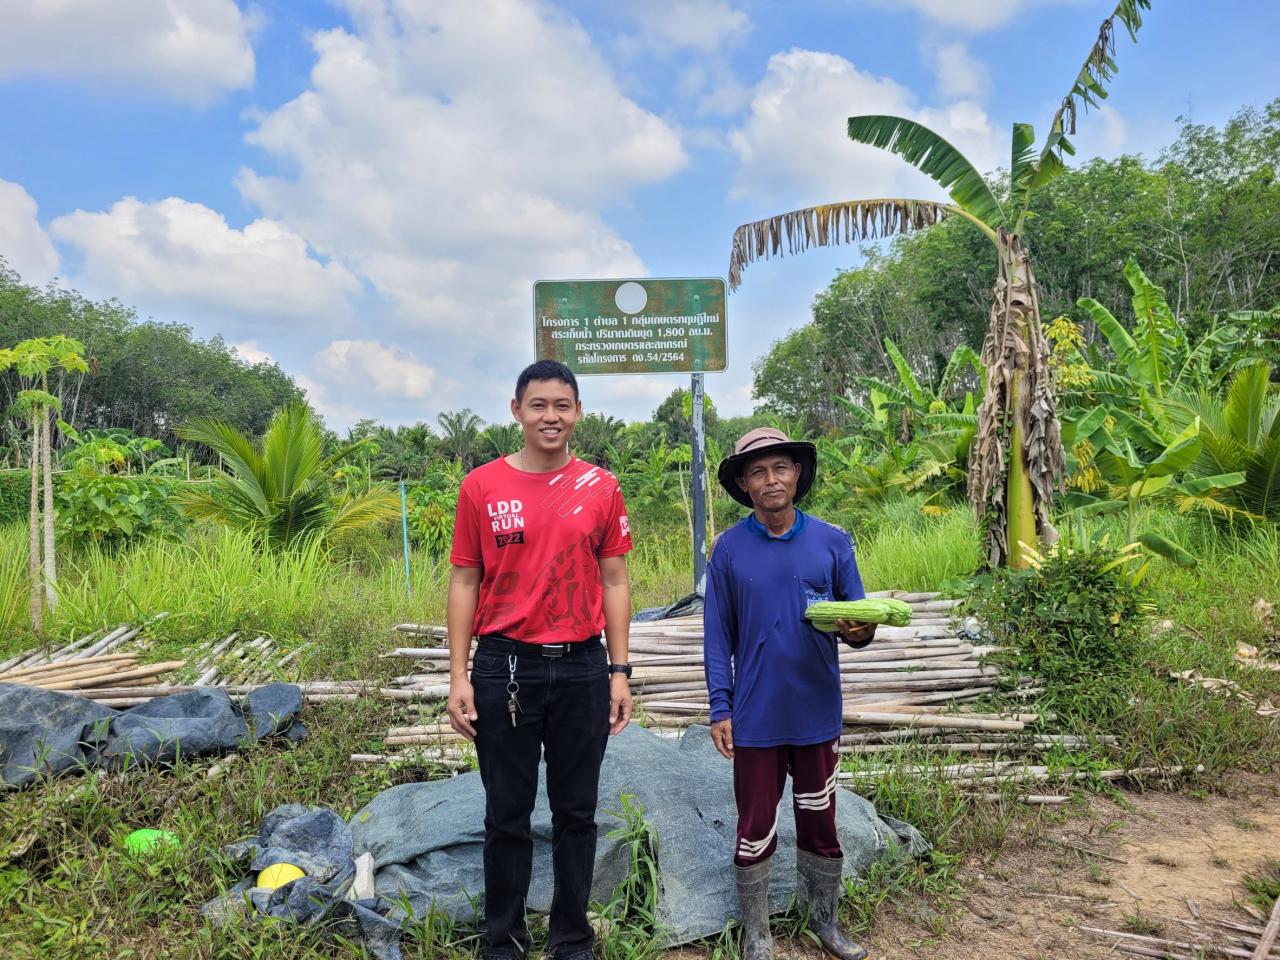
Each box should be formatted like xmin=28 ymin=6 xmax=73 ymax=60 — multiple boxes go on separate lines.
xmin=691 ymin=372 xmax=707 ymax=593
xmin=533 ymin=277 xmax=726 ymax=596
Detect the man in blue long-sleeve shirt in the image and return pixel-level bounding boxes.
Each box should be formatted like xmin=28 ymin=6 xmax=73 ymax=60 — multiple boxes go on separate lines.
xmin=704 ymin=427 xmax=874 ymax=960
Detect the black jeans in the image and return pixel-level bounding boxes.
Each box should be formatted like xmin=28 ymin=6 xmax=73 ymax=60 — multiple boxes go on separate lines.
xmin=472 ymin=637 xmax=611 ymax=959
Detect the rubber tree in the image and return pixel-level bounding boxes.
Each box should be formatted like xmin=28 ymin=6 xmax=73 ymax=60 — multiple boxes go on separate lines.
xmin=727 ymin=0 xmax=1151 ymax=567
xmin=0 ymin=336 xmax=89 ymax=630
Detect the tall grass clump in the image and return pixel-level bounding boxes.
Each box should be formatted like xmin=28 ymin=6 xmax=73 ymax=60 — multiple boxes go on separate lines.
xmin=852 ymin=501 xmax=980 ymax=592
xmin=0 ymin=523 xmax=27 ymax=638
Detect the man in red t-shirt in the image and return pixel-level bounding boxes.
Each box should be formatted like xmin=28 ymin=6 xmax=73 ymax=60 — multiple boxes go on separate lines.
xmin=447 ymin=360 xmax=634 ymax=960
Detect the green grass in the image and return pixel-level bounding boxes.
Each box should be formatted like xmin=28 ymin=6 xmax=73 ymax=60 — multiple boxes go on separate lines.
xmin=1 ymin=504 xmax=1278 ymax=957
xmin=1242 ymin=857 xmax=1280 ymax=914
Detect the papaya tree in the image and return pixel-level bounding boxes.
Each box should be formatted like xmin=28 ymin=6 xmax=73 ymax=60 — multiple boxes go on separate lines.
xmin=0 ymin=336 xmax=89 ymax=630
xmin=727 ymin=0 xmax=1152 ymax=567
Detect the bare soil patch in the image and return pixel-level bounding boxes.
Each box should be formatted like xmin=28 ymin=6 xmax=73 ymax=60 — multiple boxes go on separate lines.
xmin=860 ymin=773 xmax=1280 ymax=960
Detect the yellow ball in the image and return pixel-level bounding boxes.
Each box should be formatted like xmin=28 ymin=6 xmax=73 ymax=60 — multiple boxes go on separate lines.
xmin=257 ymin=862 xmax=305 ymax=890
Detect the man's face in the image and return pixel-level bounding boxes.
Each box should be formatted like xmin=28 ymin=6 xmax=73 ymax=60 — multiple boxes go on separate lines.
xmin=510 ymin=379 xmax=582 ymax=453
xmin=736 ymin=454 xmax=800 ymax=511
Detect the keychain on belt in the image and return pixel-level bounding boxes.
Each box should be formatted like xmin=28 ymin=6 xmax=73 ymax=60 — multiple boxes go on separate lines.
xmin=506 ymin=654 xmax=521 ymax=727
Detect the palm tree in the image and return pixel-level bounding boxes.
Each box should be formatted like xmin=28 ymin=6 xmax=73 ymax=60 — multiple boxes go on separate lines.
xmin=1162 ymin=363 xmax=1280 ymax=522
xmin=728 ymin=0 xmax=1151 ymax=567
xmin=572 ymin=413 xmax=625 ymax=467
xmin=176 ymin=401 xmax=399 ymax=547
xmin=436 ymin=409 xmax=484 ymax=466
xmin=477 ymin=422 xmax=523 ymax=462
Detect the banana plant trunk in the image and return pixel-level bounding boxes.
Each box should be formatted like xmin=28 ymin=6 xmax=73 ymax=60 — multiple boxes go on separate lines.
xmin=969 ymin=231 xmax=1064 ymax=568
xmin=28 ymin=416 xmax=42 ymax=631
xmin=41 ymin=406 xmax=57 ymax=609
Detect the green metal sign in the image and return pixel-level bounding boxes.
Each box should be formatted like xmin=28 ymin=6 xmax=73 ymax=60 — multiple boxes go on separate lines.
xmin=533 ymin=277 xmax=727 ymax=375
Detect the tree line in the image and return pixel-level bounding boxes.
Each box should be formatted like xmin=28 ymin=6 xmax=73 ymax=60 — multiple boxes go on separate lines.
xmin=754 ymin=100 xmax=1280 ymax=434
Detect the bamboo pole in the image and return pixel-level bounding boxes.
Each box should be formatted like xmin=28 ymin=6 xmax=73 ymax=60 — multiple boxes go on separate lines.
xmin=43 ymin=661 xmax=185 ymax=690
xmin=1253 ymin=895 xmax=1280 ymax=960
xmin=79 ymin=625 xmax=135 ymax=660
xmin=0 ymin=653 xmax=139 ymax=681
xmin=842 ymin=711 xmax=1024 ymax=732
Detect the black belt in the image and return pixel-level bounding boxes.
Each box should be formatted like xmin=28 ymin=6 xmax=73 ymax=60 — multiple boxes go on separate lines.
xmin=477 ymin=634 xmax=601 ymax=658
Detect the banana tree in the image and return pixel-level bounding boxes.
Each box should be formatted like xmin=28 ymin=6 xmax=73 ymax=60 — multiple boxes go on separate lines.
xmin=728 ymin=0 xmax=1151 ymax=567
xmin=1065 ymin=408 xmax=1249 ymax=568
xmin=1075 ymin=259 xmax=1240 ymax=402
xmin=853 ymin=337 xmax=983 ymax=443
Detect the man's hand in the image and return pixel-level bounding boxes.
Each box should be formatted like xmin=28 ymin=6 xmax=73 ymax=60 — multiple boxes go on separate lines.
xmin=609 ymin=674 xmax=633 ymax=735
xmin=448 ymin=676 xmax=478 ymax=741
xmin=836 ymin=618 xmax=876 ymax=649
xmin=710 ymin=718 xmax=734 ymax=760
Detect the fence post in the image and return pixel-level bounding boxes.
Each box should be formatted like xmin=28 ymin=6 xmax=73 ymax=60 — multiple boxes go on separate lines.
xmin=400 ymin=478 xmax=412 ymax=597
xmin=691 ymin=373 xmax=707 ymax=594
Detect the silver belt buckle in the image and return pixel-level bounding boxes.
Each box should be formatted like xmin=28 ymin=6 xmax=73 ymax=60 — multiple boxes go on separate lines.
xmin=541 ymin=644 xmax=567 ymax=659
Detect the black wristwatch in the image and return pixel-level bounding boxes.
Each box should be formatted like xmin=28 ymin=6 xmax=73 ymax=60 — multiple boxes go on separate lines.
xmin=608 ymin=663 xmax=633 ymax=678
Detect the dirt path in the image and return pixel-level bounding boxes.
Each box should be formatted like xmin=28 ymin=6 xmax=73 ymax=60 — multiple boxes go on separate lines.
xmin=863 ymin=773 xmax=1280 ymax=960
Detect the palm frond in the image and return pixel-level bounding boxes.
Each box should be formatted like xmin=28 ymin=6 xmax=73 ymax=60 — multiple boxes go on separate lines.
xmin=330 ymin=488 xmax=401 ymax=535
xmin=1224 ymin=362 xmax=1270 ymax=447
xmin=176 ymin=419 xmax=271 ymax=514
xmin=262 ymin=402 xmax=326 ymax=501
xmin=728 ymin=198 xmax=951 ymax=289
xmin=1240 ymin=435 xmax=1280 ymax=521
xmin=846 ymin=116 xmax=1006 ymax=229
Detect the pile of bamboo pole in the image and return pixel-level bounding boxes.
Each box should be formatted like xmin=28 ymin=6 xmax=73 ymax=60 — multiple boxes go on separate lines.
xmin=1083 ymin=896 xmax=1280 ymax=960
xmin=0 ymin=624 xmax=185 ymax=693
xmin=382 ymin=590 xmax=1014 ymax=722
xmin=368 ymin=590 xmax=1196 ymax=799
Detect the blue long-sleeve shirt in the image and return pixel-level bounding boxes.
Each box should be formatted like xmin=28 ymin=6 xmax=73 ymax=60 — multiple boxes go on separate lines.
xmin=703 ymin=509 xmax=865 ymax=747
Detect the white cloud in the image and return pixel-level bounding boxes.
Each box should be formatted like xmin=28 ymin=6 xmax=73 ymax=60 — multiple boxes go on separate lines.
xmin=1073 ymin=104 xmax=1129 ymax=158
xmin=0 ymin=0 xmax=256 ymax=104
xmin=232 ymin=340 xmax=274 ymax=365
xmin=927 ymin=42 xmax=990 ymax=100
xmin=862 ymin=0 xmax=1085 ymax=31
xmin=313 ymin=339 xmax=437 ymax=401
xmin=0 ymin=179 xmax=59 ymax=283
xmin=236 ymin=0 xmax=686 ymax=342
xmin=627 ymin=0 xmax=752 ymax=54
xmin=728 ymin=49 xmax=1001 ymax=207
xmin=50 ymin=197 xmax=359 ymax=320
xmin=295 ymin=372 xmax=367 ymax=429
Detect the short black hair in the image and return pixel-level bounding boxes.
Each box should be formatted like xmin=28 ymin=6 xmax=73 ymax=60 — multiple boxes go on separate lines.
xmin=515 ymin=360 xmax=579 ymax=403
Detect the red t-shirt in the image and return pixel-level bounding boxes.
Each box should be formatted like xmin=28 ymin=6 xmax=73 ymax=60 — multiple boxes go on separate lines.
xmin=450 ymin=456 xmax=632 ymax=644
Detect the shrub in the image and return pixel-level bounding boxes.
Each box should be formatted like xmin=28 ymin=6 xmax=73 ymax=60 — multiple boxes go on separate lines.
xmin=969 ymin=544 xmax=1149 ymax=717
xmin=55 ymin=467 xmax=185 ymax=546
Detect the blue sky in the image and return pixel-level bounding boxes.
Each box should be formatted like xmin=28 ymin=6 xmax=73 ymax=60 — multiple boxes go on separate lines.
xmin=1 ymin=0 xmax=1276 ymax=432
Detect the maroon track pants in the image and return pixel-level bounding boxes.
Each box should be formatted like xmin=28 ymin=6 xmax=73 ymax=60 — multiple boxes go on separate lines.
xmin=733 ymin=739 xmax=842 ymax=866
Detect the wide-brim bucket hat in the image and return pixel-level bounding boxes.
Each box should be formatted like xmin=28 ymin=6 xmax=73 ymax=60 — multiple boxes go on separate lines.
xmin=717 ymin=427 xmax=817 ymax=508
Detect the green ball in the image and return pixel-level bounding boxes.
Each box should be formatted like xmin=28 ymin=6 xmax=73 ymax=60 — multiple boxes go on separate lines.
xmin=123 ymin=828 xmax=180 ymax=856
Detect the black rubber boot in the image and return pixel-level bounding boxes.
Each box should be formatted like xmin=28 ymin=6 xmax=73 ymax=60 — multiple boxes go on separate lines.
xmin=735 ymin=859 xmax=788 ymax=960
xmin=796 ymin=850 xmax=867 ymax=960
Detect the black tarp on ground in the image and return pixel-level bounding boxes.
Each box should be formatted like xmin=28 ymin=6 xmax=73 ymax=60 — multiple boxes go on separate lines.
xmin=351 ymin=723 xmax=928 ymax=947
xmin=0 ymin=682 xmax=307 ymax=788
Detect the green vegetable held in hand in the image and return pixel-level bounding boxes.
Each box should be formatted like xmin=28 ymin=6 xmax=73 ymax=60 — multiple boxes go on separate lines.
xmin=804 ymin=598 xmax=912 ymax=630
